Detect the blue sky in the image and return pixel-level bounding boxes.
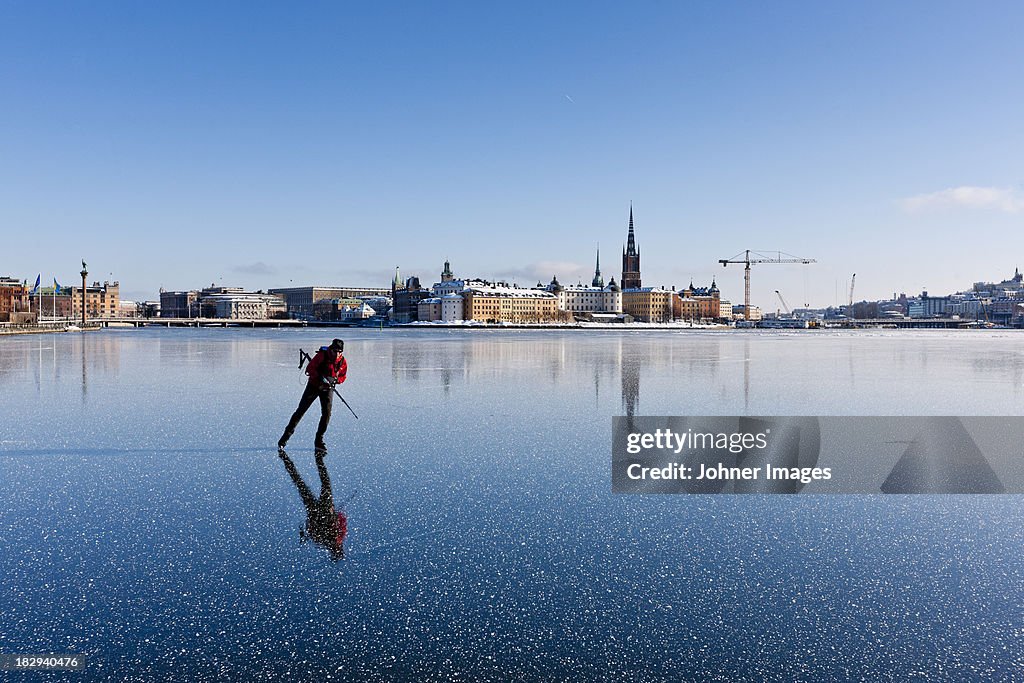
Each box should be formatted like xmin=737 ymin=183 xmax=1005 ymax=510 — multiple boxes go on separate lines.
xmin=2 ymin=1 xmax=1022 ymax=306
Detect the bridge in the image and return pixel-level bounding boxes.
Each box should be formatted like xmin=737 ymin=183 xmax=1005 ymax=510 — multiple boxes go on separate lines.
xmin=93 ymin=317 xmax=359 ymax=328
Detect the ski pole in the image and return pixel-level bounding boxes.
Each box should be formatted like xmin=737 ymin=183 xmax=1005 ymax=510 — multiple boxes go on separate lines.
xmin=299 ymin=348 xmax=359 ymax=419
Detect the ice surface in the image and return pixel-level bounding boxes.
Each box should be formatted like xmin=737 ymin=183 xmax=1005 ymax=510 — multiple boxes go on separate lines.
xmin=1 ymin=328 xmax=1023 ymax=680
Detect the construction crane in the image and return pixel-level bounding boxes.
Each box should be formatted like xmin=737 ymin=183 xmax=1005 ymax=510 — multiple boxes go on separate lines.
xmin=719 ymin=250 xmax=816 ymax=320
xmin=775 ymin=290 xmax=791 ymax=316
xmin=848 ymin=273 xmax=856 ymax=316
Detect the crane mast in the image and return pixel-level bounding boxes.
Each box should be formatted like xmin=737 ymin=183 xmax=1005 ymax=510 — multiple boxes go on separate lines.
xmin=719 ymin=250 xmax=816 ymax=320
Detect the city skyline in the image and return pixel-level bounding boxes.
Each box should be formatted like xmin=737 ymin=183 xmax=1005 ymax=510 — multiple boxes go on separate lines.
xmin=3 ymin=2 xmax=1023 ymax=306
xmin=8 ymin=248 xmax=1022 ymax=313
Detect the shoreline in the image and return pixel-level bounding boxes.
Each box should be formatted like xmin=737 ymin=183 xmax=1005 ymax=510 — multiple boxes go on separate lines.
xmin=3 ymin=320 xmax=1018 ymax=335
xmin=0 ymin=323 xmax=101 ymax=336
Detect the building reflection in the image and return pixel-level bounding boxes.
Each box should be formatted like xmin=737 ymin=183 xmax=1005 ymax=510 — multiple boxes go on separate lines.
xmin=0 ymin=331 xmax=121 ymax=399
xmin=278 ymin=449 xmax=349 ymax=562
xmin=621 ymin=346 xmax=640 ymax=428
xmin=383 ymin=331 xmax=739 ymax=417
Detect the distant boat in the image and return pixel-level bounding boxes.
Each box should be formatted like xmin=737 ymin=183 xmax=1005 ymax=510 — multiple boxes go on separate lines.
xmin=65 ymin=324 xmax=82 ymax=332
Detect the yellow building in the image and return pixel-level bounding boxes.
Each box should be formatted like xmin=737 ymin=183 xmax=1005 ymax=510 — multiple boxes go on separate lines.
xmin=622 ymin=288 xmax=675 ymax=322
xmin=680 ymin=280 xmax=722 ymax=320
xmin=677 ymin=296 xmax=699 ymax=320
xmin=462 ymin=285 xmax=566 ymax=323
xmin=70 ymin=281 xmax=120 ymax=319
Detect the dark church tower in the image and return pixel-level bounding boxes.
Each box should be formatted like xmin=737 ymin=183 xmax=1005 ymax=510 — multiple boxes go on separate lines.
xmin=621 ymin=205 xmax=641 ymax=290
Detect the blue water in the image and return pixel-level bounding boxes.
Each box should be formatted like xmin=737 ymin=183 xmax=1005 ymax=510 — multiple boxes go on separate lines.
xmin=1 ymin=328 xmax=1023 ymax=680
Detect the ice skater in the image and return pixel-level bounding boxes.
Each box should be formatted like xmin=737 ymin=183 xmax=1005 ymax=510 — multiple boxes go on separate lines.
xmin=279 ymin=338 xmax=348 ymax=453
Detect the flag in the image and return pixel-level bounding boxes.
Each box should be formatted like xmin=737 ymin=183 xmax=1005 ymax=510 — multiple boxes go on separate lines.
xmin=53 ymin=278 xmax=61 ymax=295
xmin=30 ymin=274 xmax=40 ymax=295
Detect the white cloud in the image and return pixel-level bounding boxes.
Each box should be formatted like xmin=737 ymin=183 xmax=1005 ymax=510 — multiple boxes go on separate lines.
xmin=901 ymin=186 xmax=1024 ymax=213
xmin=232 ymin=261 xmax=278 ymax=276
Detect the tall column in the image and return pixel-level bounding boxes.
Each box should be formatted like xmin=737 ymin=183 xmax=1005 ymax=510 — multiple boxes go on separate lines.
xmin=80 ymin=262 xmax=88 ymax=326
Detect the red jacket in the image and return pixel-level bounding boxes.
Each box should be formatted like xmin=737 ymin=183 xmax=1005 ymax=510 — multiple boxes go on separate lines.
xmin=306 ymin=349 xmax=347 ymax=387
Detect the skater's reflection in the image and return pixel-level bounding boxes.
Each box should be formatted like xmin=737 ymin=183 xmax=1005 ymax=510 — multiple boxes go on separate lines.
xmin=278 ymin=450 xmax=349 ymax=561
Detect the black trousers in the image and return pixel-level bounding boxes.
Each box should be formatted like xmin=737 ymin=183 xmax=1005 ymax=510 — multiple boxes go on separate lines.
xmin=284 ymin=382 xmax=333 ymax=442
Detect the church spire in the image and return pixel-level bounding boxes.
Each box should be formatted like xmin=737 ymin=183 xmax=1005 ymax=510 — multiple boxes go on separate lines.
xmin=621 ymin=204 xmax=642 ymax=290
xmin=625 ymin=204 xmax=637 ymax=256
xmin=592 ymin=244 xmax=604 ymax=287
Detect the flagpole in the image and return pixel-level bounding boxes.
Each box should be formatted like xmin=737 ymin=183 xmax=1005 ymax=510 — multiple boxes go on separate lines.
xmin=31 ymin=273 xmax=41 ymax=322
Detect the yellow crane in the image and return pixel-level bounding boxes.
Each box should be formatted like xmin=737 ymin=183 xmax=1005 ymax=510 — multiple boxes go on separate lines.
xmin=719 ymin=250 xmax=816 ymax=320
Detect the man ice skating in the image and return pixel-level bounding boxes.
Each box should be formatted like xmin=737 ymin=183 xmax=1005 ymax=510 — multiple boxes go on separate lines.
xmin=279 ymin=338 xmax=347 ymax=453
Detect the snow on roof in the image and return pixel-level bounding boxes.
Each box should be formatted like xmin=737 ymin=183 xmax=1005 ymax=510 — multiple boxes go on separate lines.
xmin=557 ymin=283 xmax=619 ymax=293
xmin=622 ymin=287 xmax=675 ymax=293
xmin=464 ymin=285 xmax=555 ymax=299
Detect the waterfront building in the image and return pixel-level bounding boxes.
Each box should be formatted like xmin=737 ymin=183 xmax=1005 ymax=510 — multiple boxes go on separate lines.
xmin=990 ymin=298 xmax=1024 ymax=326
xmin=392 ymin=275 xmax=432 ymax=323
xmin=358 ymin=295 xmax=391 ymax=314
xmin=907 ymin=291 xmax=951 ymax=318
xmin=269 ymin=285 xmax=391 ymax=319
xmin=733 ymin=304 xmax=762 ymax=321
xmin=314 ymin=298 xmax=377 ymax=321
xmin=973 ymin=267 xmax=1024 ymax=297
xmin=680 ymin=279 xmax=722 ymax=320
xmin=161 ymin=286 xmax=286 ymax=319
xmin=441 ymin=292 xmax=463 ymax=321
xmin=45 ymin=291 xmax=74 ymax=318
xmin=676 ymin=295 xmax=699 ymax=320
xmin=207 ymin=292 xmax=287 ymax=319
xmin=544 ymin=274 xmax=623 ymax=315
xmin=621 ymin=287 xmax=675 ymax=323
xmin=0 ymin=277 xmax=29 ymax=322
xmin=434 ymin=278 xmax=489 ymax=298
xmin=69 ymin=280 xmax=120 ymax=319
xmin=462 ymin=284 xmax=565 ymax=324
xmin=159 ymin=289 xmax=198 ymax=318
xmin=946 ymin=295 xmax=986 ymax=320
xmin=417 ymin=298 xmax=443 ymax=322
xmin=621 ymin=206 xmax=642 ymax=290
xmin=428 ymin=260 xmax=490 ymax=299
xmin=314 ymin=297 xmax=362 ymax=321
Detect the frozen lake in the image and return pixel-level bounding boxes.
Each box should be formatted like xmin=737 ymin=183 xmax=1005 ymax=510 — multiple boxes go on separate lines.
xmin=2 ymin=328 xmax=1024 ymax=680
